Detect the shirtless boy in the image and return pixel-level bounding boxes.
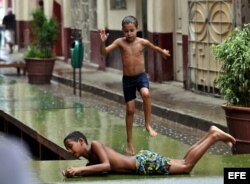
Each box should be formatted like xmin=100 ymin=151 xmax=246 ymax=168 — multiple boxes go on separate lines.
xmin=62 ymin=126 xmax=235 ymax=177
xmin=100 ymin=15 xmax=171 ymax=155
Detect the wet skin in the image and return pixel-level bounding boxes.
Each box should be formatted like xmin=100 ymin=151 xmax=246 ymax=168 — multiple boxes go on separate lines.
xmin=63 ymin=139 xmax=136 ymax=177
xmin=99 ymin=23 xmax=170 ymax=155
xmin=100 ymin=23 xmax=170 ymax=76
xmin=63 ymin=126 xmax=235 ymax=177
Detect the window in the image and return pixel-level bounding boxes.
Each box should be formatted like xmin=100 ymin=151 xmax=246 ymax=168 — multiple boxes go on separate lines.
xmin=110 ymin=0 xmax=126 ymax=10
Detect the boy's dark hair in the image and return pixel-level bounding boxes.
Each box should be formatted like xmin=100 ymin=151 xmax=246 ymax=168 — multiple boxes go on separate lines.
xmin=64 ymin=131 xmax=88 ymax=145
xmin=122 ymin=15 xmax=138 ymax=27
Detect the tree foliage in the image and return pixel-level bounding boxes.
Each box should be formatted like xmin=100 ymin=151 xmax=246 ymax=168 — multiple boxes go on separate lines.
xmin=213 ymin=24 xmax=250 ymax=106
xmin=25 ymin=9 xmax=58 ymax=58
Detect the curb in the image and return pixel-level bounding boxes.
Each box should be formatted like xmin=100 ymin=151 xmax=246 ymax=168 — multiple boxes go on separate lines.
xmin=52 ymin=74 xmax=228 ymax=132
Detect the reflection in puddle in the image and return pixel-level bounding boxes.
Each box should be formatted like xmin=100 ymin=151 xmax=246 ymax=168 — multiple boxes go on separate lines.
xmin=1 ymin=76 xmax=250 ymax=184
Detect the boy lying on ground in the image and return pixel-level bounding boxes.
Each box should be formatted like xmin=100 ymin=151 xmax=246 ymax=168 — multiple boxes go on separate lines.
xmin=62 ymin=126 xmax=235 ymax=177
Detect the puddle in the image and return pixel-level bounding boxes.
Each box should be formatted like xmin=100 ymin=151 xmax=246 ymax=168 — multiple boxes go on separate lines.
xmin=1 ymin=76 xmax=250 ymax=184
xmin=32 ymin=154 xmax=250 ymax=184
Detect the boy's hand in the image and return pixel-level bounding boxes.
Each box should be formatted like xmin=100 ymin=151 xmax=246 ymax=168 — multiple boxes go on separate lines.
xmin=162 ymin=49 xmax=171 ymax=59
xmin=62 ymin=167 xmax=79 ymax=178
xmin=100 ymin=29 xmax=109 ymax=42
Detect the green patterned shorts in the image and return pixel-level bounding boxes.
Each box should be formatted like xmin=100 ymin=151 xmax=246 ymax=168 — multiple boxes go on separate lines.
xmin=135 ymin=150 xmax=171 ymax=175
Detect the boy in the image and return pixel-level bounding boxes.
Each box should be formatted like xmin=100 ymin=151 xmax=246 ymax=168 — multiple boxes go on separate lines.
xmin=100 ymin=15 xmax=171 ymax=155
xmin=62 ymin=126 xmax=235 ymax=177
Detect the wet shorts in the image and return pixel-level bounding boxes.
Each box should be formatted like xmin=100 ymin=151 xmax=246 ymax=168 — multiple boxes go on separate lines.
xmin=135 ymin=150 xmax=171 ymax=175
xmin=122 ymin=72 xmax=149 ymax=102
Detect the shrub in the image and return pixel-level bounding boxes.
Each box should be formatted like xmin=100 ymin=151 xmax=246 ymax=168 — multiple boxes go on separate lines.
xmin=212 ymin=23 xmax=250 ymax=107
xmin=25 ymin=9 xmax=58 ymax=58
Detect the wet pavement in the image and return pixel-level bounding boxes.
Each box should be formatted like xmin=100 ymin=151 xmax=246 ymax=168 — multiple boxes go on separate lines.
xmin=2 ymin=73 xmax=248 ymax=184
xmin=0 ymin=47 xmax=227 ymax=132
xmin=1 ymin=49 xmax=247 ymax=184
xmin=32 ymin=155 xmax=250 ymax=184
xmin=0 ymin=48 xmax=229 ymax=152
xmin=52 ymin=60 xmax=227 ymax=132
xmin=0 ymin=73 xmax=231 ymax=155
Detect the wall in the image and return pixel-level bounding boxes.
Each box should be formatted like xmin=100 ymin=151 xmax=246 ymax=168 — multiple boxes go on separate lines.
xmin=94 ymin=0 xmax=143 ymax=70
xmin=14 ymin=0 xmax=37 ymax=48
xmin=239 ymin=0 xmax=250 ymax=25
xmin=107 ymin=0 xmax=142 ymax=30
xmin=147 ymin=0 xmax=174 ymax=81
xmin=62 ymin=0 xmax=71 ymax=61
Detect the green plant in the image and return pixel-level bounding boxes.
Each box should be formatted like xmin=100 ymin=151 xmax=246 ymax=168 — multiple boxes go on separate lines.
xmin=25 ymin=9 xmax=58 ymax=58
xmin=212 ymin=23 xmax=250 ymax=107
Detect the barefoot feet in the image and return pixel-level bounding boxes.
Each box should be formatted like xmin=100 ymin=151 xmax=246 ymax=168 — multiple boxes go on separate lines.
xmin=126 ymin=143 xmax=135 ymax=156
xmin=210 ymin=126 xmax=236 ymax=147
xmin=146 ymin=126 xmax=158 ymax=137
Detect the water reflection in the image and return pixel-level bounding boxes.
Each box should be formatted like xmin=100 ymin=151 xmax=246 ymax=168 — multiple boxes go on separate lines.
xmin=0 ymin=81 xmax=71 ymax=112
xmin=32 ymin=154 xmax=250 ymax=183
xmin=1 ymin=76 xmax=250 ymax=184
xmin=8 ymin=100 xmax=191 ymax=157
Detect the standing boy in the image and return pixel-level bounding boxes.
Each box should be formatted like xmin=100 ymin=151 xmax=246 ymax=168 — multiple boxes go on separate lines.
xmin=62 ymin=126 xmax=235 ymax=177
xmin=100 ymin=16 xmax=171 ymax=155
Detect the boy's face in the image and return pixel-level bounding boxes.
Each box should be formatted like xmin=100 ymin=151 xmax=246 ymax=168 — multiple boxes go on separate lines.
xmin=64 ymin=138 xmax=85 ymax=158
xmin=122 ymin=23 xmax=138 ymax=42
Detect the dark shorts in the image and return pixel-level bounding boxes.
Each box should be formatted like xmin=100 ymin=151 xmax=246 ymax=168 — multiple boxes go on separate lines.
xmin=135 ymin=150 xmax=171 ymax=175
xmin=122 ymin=72 xmax=149 ymax=103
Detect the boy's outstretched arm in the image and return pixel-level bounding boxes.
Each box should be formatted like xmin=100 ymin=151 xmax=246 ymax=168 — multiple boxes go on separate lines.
xmin=99 ymin=29 xmax=119 ymax=55
xmin=100 ymin=29 xmax=109 ymax=42
xmin=162 ymin=49 xmax=171 ymax=59
xmin=63 ymin=141 xmax=111 ymax=177
xmin=100 ymin=29 xmax=109 ymax=55
xmin=144 ymin=39 xmax=171 ymax=60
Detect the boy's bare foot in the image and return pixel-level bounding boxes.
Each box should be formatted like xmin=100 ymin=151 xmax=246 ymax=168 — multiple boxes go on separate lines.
xmin=126 ymin=144 xmax=135 ymax=156
xmin=210 ymin=126 xmax=236 ymax=146
xmin=146 ymin=126 xmax=158 ymax=137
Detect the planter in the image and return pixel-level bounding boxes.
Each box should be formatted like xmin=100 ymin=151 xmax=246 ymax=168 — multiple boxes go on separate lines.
xmin=25 ymin=57 xmax=55 ymax=84
xmin=222 ymin=105 xmax=250 ymax=154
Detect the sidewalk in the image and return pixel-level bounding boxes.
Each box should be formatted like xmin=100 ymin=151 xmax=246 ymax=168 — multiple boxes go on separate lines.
xmin=0 ymin=47 xmax=227 ymax=131
xmin=52 ymin=60 xmax=227 ymax=132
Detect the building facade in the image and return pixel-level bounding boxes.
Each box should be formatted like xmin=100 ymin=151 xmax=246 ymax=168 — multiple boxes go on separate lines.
xmin=3 ymin=0 xmax=250 ymax=95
